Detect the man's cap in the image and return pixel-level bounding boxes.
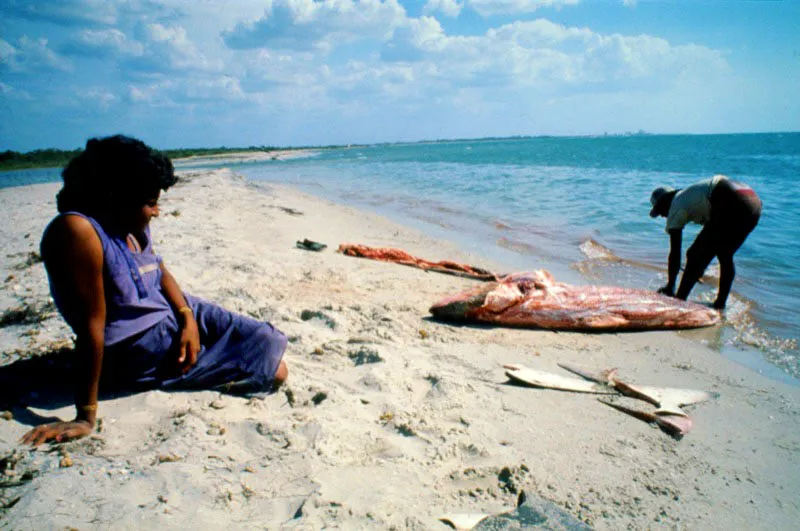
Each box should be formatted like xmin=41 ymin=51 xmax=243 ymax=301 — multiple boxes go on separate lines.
xmin=649 ymin=186 xmax=675 ymax=218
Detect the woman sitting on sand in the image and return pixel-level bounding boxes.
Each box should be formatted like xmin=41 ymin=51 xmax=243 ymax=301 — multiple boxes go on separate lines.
xmin=21 ymin=135 xmax=288 ymax=446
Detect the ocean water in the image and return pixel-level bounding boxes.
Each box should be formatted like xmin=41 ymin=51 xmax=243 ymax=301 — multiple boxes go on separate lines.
xmin=4 ymin=133 xmax=799 ymax=383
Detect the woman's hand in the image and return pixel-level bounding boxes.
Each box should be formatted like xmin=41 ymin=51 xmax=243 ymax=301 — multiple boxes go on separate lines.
xmin=20 ymin=420 xmax=93 ymax=447
xmin=177 ymin=314 xmax=201 ymax=374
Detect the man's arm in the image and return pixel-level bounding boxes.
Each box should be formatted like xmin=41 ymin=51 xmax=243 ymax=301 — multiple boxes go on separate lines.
xmin=658 ymin=229 xmax=683 ymax=296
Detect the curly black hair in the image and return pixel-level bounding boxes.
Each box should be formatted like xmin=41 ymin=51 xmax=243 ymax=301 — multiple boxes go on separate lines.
xmin=56 ymin=135 xmax=177 ymax=215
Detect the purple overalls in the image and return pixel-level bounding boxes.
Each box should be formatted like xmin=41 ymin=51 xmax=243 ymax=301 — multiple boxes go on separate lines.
xmin=44 ymin=213 xmax=287 ymax=395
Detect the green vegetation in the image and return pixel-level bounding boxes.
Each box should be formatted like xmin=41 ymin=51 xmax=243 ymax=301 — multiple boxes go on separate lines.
xmin=0 ymin=145 xmax=283 ymax=172
xmin=163 ymin=145 xmax=281 ymax=161
xmin=0 ymin=149 xmax=82 ymax=171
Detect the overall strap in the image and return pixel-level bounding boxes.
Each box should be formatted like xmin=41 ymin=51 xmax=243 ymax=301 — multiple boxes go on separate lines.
xmin=112 ymin=236 xmax=149 ymax=299
xmin=61 ymin=212 xmax=150 ymax=299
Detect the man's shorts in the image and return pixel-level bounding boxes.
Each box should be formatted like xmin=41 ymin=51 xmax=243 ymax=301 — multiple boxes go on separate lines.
xmin=692 ymin=178 xmax=761 ymax=257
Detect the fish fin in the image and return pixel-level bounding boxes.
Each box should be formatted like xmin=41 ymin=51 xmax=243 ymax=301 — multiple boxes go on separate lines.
xmin=654 ymin=413 xmax=693 ymax=436
xmin=599 ymin=399 xmax=692 ymax=438
xmin=611 ymin=379 xmax=661 ymax=407
xmin=439 ymin=513 xmax=491 ymax=530
xmin=629 ymin=385 xmax=716 ymax=407
xmin=558 ymin=363 xmax=618 ymax=385
xmin=505 ymin=365 xmax=614 ymax=393
xmin=598 ymin=398 xmax=658 ymax=423
xmin=654 ymin=404 xmax=690 ymax=417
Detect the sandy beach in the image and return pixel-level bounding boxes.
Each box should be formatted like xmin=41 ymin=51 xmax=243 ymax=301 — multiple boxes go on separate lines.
xmin=1 ymin=168 xmax=798 ymax=530
xmin=172 ymin=149 xmax=320 ymax=167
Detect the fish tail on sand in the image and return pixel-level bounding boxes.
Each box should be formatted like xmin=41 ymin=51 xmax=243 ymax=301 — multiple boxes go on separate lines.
xmin=504 ymin=363 xmax=708 ymax=438
xmin=598 ymin=399 xmax=693 ymax=438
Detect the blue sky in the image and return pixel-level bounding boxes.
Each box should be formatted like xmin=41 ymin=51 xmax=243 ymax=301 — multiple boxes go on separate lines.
xmin=1 ymin=0 xmax=798 ymax=151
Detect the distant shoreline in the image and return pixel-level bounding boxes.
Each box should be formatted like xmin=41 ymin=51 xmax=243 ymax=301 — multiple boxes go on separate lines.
xmin=172 ymin=148 xmax=320 ymax=166
xmin=4 ymin=131 xmax=798 ymax=172
xmin=0 ymin=147 xmax=318 ymax=172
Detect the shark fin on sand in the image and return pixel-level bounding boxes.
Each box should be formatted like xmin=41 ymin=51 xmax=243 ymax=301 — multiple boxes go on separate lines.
xmin=506 ymin=362 xmax=715 ymax=437
xmin=598 ymin=398 xmax=693 ymax=438
xmin=438 ymin=513 xmax=491 ymax=530
xmin=503 ymin=364 xmax=617 ymax=394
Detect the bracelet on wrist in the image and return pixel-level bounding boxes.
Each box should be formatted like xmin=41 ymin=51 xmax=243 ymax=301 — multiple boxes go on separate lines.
xmin=177 ymin=306 xmax=193 ymax=316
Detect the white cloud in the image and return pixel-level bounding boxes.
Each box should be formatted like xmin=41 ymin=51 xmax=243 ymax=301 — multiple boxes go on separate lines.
xmin=2 ymin=0 xmax=764 ymax=151
xmin=62 ymin=29 xmax=144 ymax=58
xmin=489 ymin=18 xmax=592 ymax=47
xmin=221 ymin=10 xmax=730 ymax=119
xmin=223 ymin=0 xmax=407 ymax=51
xmin=0 ymin=39 xmax=15 ymax=64
xmin=122 ymin=24 xmax=222 ymax=74
xmin=182 ymin=76 xmax=246 ymax=102
xmin=80 ymin=88 xmax=117 ymax=109
xmin=127 ymin=82 xmax=174 ymax=104
xmin=0 ymin=0 xmax=122 ymax=26
xmin=380 ymin=17 xmax=729 ymax=94
xmin=467 ymin=0 xmax=579 ymax=17
xmin=382 ymin=16 xmax=447 ymax=61
xmin=0 ymin=37 xmax=72 ymax=73
xmin=238 ymin=49 xmax=321 ymax=93
xmin=125 ymin=75 xmax=245 ymax=108
xmin=325 ymin=61 xmax=417 ymax=102
xmin=0 ymin=0 xmax=183 ymax=28
xmin=146 ymin=24 xmax=210 ymax=69
xmin=0 ymin=81 xmax=33 ymax=100
xmin=423 ymin=0 xmax=464 ymax=18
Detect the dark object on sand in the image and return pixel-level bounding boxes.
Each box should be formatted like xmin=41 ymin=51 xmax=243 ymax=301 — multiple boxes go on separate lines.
xmin=296 ymin=239 xmax=328 ymax=252
xmin=337 ymin=243 xmax=498 ymax=281
xmin=477 ymin=490 xmax=591 ymax=530
xmin=430 ymin=270 xmax=719 ymax=331
xmin=440 ymin=490 xmax=591 ymax=530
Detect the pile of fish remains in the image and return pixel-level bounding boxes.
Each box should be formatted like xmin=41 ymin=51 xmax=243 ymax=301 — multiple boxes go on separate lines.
xmin=430 ymin=270 xmax=720 ymax=331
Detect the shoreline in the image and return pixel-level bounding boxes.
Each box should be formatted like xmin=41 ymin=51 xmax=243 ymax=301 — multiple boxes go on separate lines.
xmin=1 ymin=169 xmax=798 ymax=529
xmin=172 ymin=149 xmax=320 ymax=167
xmin=238 ymin=165 xmax=799 ymax=389
xmin=0 ymin=149 xmax=321 ymax=175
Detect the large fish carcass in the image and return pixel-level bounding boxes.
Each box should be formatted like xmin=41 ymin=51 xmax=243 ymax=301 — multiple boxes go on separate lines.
xmin=430 ymin=270 xmax=720 ymax=331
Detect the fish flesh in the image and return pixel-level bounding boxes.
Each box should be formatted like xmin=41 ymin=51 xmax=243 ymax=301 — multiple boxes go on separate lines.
xmin=337 ymin=244 xmax=498 ymax=281
xmin=430 ymin=270 xmax=720 ymax=330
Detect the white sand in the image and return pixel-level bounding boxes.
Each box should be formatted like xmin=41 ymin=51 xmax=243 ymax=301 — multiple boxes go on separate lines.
xmin=1 ymin=169 xmax=798 ymax=529
xmin=172 ymin=149 xmax=319 ymax=167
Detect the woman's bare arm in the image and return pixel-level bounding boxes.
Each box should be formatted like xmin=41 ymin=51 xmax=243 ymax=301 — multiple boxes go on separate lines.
xmin=160 ymin=263 xmax=200 ymax=373
xmin=21 ymin=215 xmax=105 ymax=446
